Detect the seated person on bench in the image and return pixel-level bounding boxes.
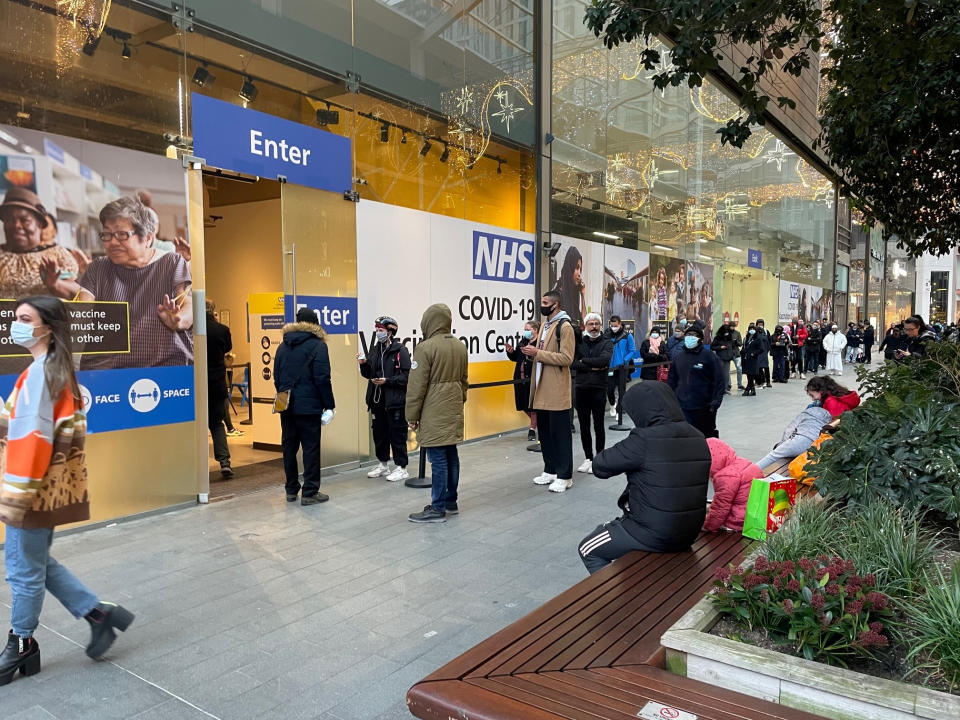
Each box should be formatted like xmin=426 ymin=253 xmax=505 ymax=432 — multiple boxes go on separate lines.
xmin=755 ymin=403 xmax=833 ymax=470
xmin=578 ymin=382 xmax=711 ymax=574
xmin=702 ymin=438 xmax=761 ymax=533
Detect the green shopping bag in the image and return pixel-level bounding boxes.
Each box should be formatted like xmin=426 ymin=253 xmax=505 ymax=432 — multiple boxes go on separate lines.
xmin=742 ymin=474 xmax=797 ymax=541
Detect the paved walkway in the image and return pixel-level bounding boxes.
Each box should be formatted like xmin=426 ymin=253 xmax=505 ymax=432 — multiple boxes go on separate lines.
xmin=1 ymin=374 xmax=821 ymax=719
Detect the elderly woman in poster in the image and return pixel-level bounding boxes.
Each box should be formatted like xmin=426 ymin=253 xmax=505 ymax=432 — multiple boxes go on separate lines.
xmin=0 ymin=188 xmax=84 ymax=299
xmin=77 ymin=196 xmax=193 ymax=369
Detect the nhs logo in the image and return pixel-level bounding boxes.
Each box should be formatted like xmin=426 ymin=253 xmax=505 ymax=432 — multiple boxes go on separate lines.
xmin=472 ymin=231 xmax=535 ymax=284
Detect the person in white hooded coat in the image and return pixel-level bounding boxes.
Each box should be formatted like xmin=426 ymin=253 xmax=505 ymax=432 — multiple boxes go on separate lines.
xmin=822 ymin=325 xmax=847 ymax=376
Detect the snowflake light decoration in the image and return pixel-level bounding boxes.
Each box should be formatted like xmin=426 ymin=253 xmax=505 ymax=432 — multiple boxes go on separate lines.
xmin=764 ymin=139 xmax=795 ymax=172
xmin=491 ymin=88 xmax=523 ymax=133
xmin=454 ymin=86 xmax=474 ymax=116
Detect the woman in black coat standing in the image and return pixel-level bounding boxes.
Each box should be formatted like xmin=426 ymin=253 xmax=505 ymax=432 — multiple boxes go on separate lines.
xmin=638 ymin=326 xmax=668 ymax=380
xmin=506 ymin=320 xmax=539 ymax=441
xmin=274 ymin=307 xmax=336 ymax=505
xmin=740 ymin=323 xmax=764 ymax=396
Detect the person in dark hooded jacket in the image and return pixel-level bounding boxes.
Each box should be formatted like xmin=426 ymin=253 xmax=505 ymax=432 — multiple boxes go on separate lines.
xmin=274 ymin=307 xmax=336 ymax=505
xmin=577 ymin=382 xmax=711 ymax=573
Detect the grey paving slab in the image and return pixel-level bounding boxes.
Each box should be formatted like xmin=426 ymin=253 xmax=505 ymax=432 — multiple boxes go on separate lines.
xmin=0 ymin=375 xmax=817 ymax=718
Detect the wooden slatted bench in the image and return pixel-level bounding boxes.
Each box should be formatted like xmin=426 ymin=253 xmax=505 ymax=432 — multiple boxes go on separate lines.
xmin=407 ymin=457 xmax=819 ymax=720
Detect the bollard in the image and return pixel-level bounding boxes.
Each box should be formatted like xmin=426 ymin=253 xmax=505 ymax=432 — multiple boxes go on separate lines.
xmin=405 ymin=446 xmax=431 ymax=488
xmin=609 ymin=364 xmax=632 ymax=431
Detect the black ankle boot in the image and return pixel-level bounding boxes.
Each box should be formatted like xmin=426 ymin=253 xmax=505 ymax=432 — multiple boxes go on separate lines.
xmin=0 ymin=631 xmax=40 ymax=685
xmin=85 ymin=602 xmax=135 ymax=660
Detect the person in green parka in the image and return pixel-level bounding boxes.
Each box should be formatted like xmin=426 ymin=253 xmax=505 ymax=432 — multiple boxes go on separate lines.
xmin=406 ymin=304 xmax=469 ymax=523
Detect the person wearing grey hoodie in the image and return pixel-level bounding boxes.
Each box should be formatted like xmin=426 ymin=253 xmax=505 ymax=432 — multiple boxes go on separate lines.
xmin=755 ymin=403 xmax=833 ymax=470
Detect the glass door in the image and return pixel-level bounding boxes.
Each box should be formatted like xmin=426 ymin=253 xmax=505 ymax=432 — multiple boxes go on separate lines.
xmin=280 ymin=184 xmax=364 ymax=467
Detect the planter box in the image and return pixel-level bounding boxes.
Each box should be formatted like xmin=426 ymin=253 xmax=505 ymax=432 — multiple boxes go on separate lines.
xmin=661 ymin=596 xmax=960 ymax=720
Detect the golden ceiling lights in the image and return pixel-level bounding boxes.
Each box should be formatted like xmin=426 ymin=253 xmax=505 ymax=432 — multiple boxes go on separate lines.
xmin=55 ymin=0 xmax=112 ymax=72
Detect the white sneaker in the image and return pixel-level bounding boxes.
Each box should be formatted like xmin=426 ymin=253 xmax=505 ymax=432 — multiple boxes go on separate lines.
xmin=609 ymin=406 xmax=618 ymax=418
xmin=385 ymin=467 xmax=410 ymax=482
xmin=533 ymin=472 xmax=557 ymax=485
xmin=548 ymin=477 xmax=573 ymax=493
xmin=577 ymin=460 xmax=593 ymax=474
xmin=367 ymin=462 xmax=388 ymax=478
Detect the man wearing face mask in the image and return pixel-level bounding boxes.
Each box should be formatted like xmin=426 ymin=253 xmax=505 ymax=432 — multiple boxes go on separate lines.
xmin=524 ymin=290 xmax=576 ymax=493
xmin=755 ymin=319 xmax=772 ymax=388
xmin=822 ymin=323 xmax=847 ymax=376
xmin=667 ymin=326 xmax=726 ymax=438
xmin=573 ymin=313 xmax=613 ymax=474
xmin=359 ymin=316 xmax=412 ymax=482
xmin=711 ymin=320 xmax=738 ymax=393
xmin=603 ymin=315 xmax=637 ymax=418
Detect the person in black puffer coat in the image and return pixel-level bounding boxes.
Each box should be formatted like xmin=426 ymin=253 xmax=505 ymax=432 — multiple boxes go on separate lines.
xmin=274 ymin=308 xmax=336 ymax=505
xmin=666 ymin=326 xmax=726 ymax=438
xmin=578 ymin=382 xmax=711 ymax=574
xmin=573 ymin=313 xmax=613 ymax=474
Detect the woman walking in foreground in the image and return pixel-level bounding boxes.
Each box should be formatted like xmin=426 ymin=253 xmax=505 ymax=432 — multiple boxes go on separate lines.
xmin=0 ymin=296 xmax=134 ymax=685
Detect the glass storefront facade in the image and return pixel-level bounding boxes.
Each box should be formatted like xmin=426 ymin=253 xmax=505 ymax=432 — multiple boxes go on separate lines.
xmin=549 ymin=1 xmax=835 ymax=333
xmin=2 ymin=0 xmax=878 ymax=525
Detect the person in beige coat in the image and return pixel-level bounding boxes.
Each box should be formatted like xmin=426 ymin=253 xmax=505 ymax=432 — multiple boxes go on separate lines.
xmin=523 ymin=290 xmax=577 ymax=493
xmin=406 ymin=304 xmax=469 ymax=523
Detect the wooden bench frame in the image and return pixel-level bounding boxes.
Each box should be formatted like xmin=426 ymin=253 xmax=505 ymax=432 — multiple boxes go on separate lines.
xmin=407 ymin=458 xmax=823 ymax=720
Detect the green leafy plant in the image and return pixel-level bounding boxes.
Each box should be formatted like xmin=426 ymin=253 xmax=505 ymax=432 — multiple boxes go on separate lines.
xmin=856 ymin=341 xmax=960 ymax=403
xmin=904 ymin=560 xmax=960 ymax=691
xmin=764 ymin=497 xmax=841 ymax=564
xmin=839 ymin=500 xmax=940 ymax=599
xmin=585 ymin=1 xmax=960 ymax=255
xmin=766 ymin=498 xmax=940 ymax=599
xmin=811 ymin=395 xmax=960 ymax=521
xmin=712 ymin=555 xmax=893 ymax=665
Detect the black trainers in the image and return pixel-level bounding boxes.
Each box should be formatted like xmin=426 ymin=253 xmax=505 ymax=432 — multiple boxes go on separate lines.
xmin=286 ymin=494 xmax=298 ymax=502
xmin=301 ymin=493 xmax=329 ymax=505
xmin=409 ymin=505 xmax=446 ymax=523
xmin=220 ymin=464 xmax=234 ymax=479
xmin=85 ymin=602 xmax=135 ymax=659
xmin=445 ymin=503 xmax=459 ymax=515
xmin=0 ymin=631 xmax=40 ymax=685
xmin=527 ymin=429 xmax=536 ymax=442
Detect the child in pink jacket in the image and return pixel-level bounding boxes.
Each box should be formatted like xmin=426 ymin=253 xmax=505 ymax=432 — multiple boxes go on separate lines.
xmin=703 ymin=438 xmax=762 ymax=532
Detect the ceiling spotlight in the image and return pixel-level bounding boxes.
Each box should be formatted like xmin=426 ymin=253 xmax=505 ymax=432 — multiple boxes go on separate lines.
xmin=81 ymin=31 xmax=101 ymax=57
xmin=439 ymin=143 xmax=450 ymax=163
xmin=239 ymin=76 xmax=258 ymax=104
xmin=592 ymin=201 xmax=601 ymax=210
xmin=316 ymin=104 xmax=340 ymax=127
xmin=496 ymin=160 xmax=503 ymax=174
xmin=419 ymin=138 xmax=432 ymax=157
xmin=192 ymin=64 xmax=215 ymax=87
xmin=121 ymin=42 xmax=131 ymax=59
xmin=400 ymin=130 xmax=407 ymax=144
xmin=380 ymin=123 xmax=390 ymax=143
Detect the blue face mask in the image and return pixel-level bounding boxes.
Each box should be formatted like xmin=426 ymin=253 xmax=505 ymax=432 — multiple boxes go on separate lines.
xmin=522 ymin=330 xmax=533 ymax=340
xmin=650 ymin=332 xmax=660 ymax=339
xmin=10 ymin=321 xmax=40 ymax=348
xmin=684 ymin=336 xmax=699 ymax=349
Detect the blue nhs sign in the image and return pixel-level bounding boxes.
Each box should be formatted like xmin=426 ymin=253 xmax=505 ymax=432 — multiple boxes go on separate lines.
xmin=472 ymin=231 xmax=534 ymax=284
